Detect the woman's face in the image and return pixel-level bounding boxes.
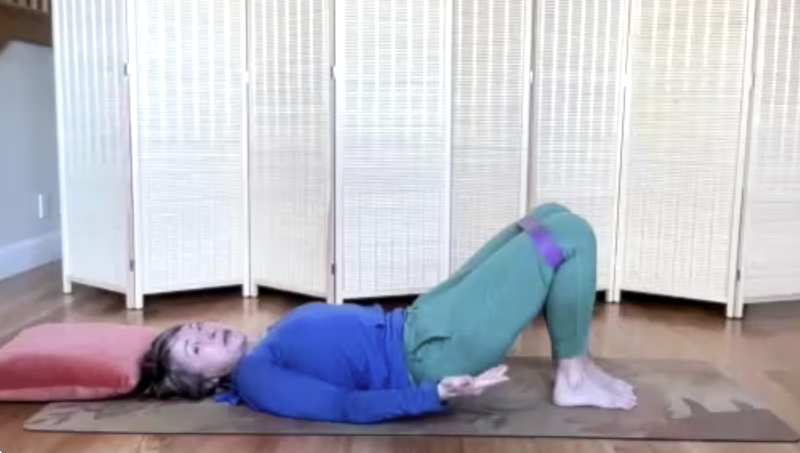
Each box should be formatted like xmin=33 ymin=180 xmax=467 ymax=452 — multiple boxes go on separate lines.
xmin=167 ymin=322 xmax=249 ymax=379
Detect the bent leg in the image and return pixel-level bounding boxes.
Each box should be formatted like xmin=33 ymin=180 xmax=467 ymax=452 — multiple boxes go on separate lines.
xmin=541 ymin=214 xmax=597 ymax=359
xmin=539 ymin=213 xmax=637 ymax=410
xmin=406 ymin=202 xmax=575 ymax=381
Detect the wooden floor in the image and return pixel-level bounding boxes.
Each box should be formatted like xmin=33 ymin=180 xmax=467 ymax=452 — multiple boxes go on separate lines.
xmin=2 ymin=263 xmax=800 ymax=452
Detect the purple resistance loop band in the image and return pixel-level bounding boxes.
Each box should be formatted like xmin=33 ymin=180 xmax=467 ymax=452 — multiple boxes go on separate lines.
xmin=518 ymin=216 xmax=565 ymax=269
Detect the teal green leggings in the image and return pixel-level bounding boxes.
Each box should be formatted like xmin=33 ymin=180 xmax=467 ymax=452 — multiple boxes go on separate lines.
xmin=403 ymin=203 xmax=597 ymax=382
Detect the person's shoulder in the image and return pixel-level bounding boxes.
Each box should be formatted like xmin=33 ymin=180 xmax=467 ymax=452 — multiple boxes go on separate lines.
xmin=291 ymin=300 xmax=330 ymax=312
xmin=228 ymin=348 xmax=281 ymax=405
xmin=231 ymin=343 xmax=275 ymax=384
xmin=268 ymin=301 xmax=333 ymax=326
xmin=287 ymin=301 xmax=381 ymax=318
xmin=271 ymin=301 xmax=393 ymax=334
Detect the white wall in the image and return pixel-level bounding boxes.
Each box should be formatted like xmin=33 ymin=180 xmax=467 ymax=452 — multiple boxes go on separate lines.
xmin=0 ymin=41 xmax=60 ymax=281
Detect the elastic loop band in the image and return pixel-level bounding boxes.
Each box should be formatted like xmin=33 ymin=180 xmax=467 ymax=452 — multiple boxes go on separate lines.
xmin=518 ymin=216 xmax=565 ymax=269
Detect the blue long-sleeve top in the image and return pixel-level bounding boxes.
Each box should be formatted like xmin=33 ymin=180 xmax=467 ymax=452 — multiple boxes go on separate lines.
xmin=216 ymin=302 xmax=445 ymax=424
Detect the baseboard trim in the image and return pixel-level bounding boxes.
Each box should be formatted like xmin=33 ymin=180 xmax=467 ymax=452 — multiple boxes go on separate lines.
xmin=0 ymin=232 xmax=61 ymax=281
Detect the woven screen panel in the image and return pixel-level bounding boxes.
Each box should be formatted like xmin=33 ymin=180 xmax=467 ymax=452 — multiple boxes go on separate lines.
xmin=743 ymin=0 xmax=800 ymax=300
xmin=133 ymin=0 xmax=245 ymax=294
xmin=620 ymin=0 xmax=748 ymax=302
xmin=450 ymin=0 xmax=529 ymax=271
xmin=532 ymin=0 xmax=627 ymax=290
xmin=337 ymin=0 xmax=449 ymax=297
xmin=56 ymin=0 xmax=130 ymax=290
xmin=249 ymin=0 xmax=332 ymax=297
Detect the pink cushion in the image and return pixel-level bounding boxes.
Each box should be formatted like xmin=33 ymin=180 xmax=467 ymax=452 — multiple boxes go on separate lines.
xmin=0 ymin=323 xmax=159 ymax=401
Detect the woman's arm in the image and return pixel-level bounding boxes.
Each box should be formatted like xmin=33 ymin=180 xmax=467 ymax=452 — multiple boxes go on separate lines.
xmin=234 ymin=356 xmax=445 ymax=424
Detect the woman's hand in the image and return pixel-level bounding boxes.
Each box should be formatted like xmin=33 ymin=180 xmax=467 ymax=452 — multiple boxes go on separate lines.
xmin=437 ymin=364 xmax=510 ymax=400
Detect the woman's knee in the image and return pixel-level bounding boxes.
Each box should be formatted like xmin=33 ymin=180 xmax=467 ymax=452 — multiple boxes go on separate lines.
xmin=530 ymin=202 xmax=570 ymax=219
xmin=573 ymin=214 xmax=597 ymax=251
xmin=556 ymin=213 xmax=596 ymax=258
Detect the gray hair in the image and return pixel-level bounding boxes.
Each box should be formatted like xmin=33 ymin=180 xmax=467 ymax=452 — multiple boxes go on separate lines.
xmin=135 ymin=325 xmax=224 ymax=400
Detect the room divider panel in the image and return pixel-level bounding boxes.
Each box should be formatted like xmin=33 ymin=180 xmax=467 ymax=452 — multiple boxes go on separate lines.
xmin=248 ymin=0 xmax=333 ymax=301
xmin=333 ymin=0 xmax=452 ymax=301
xmin=530 ymin=0 xmax=630 ymax=292
xmin=128 ymin=0 xmax=248 ymax=308
xmin=54 ymin=0 xmax=132 ymax=298
xmin=613 ymin=0 xmax=754 ymax=315
xmin=449 ymin=0 xmax=533 ymax=272
xmin=737 ymin=0 xmax=800 ymax=315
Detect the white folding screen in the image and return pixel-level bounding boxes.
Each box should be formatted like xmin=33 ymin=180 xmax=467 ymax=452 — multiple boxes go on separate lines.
xmin=615 ymin=0 xmax=751 ymax=304
xmin=335 ymin=0 xmax=450 ymax=300
xmin=130 ymin=0 xmax=247 ymax=303
xmin=56 ymin=0 xmax=800 ymax=317
xmin=54 ymin=0 xmax=131 ymax=295
xmin=531 ymin=0 xmax=629 ymax=291
xmin=740 ymin=0 xmax=800 ymax=305
xmin=449 ymin=0 xmax=532 ymax=270
xmin=248 ymin=0 xmax=332 ymax=299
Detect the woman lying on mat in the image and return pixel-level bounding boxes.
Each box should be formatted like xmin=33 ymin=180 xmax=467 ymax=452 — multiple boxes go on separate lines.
xmin=135 ymin=203 xmax=637 ymax=423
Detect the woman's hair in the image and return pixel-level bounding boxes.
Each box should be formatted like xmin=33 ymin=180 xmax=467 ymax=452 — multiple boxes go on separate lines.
xmin=133 ymin=325 xmax=224 ymax=400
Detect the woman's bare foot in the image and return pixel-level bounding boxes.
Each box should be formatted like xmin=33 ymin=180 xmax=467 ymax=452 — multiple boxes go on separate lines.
xmin=586 ymin=358 xmax=634 ymax=394
xmin=552 ymin=355 xmax=637 ymax=410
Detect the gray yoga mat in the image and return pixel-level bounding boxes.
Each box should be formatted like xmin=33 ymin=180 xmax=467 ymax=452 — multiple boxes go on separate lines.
xmin=23 ymin=357 xmax=799 ymax=442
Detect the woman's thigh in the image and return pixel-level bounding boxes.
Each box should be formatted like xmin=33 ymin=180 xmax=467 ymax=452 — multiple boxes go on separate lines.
xmin=408 ymin=233 xmax=552 ymax=380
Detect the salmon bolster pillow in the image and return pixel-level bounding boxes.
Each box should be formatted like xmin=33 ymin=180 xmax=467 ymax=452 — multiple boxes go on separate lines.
xmin=0 ymin=323 xmax=158 ymax=401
